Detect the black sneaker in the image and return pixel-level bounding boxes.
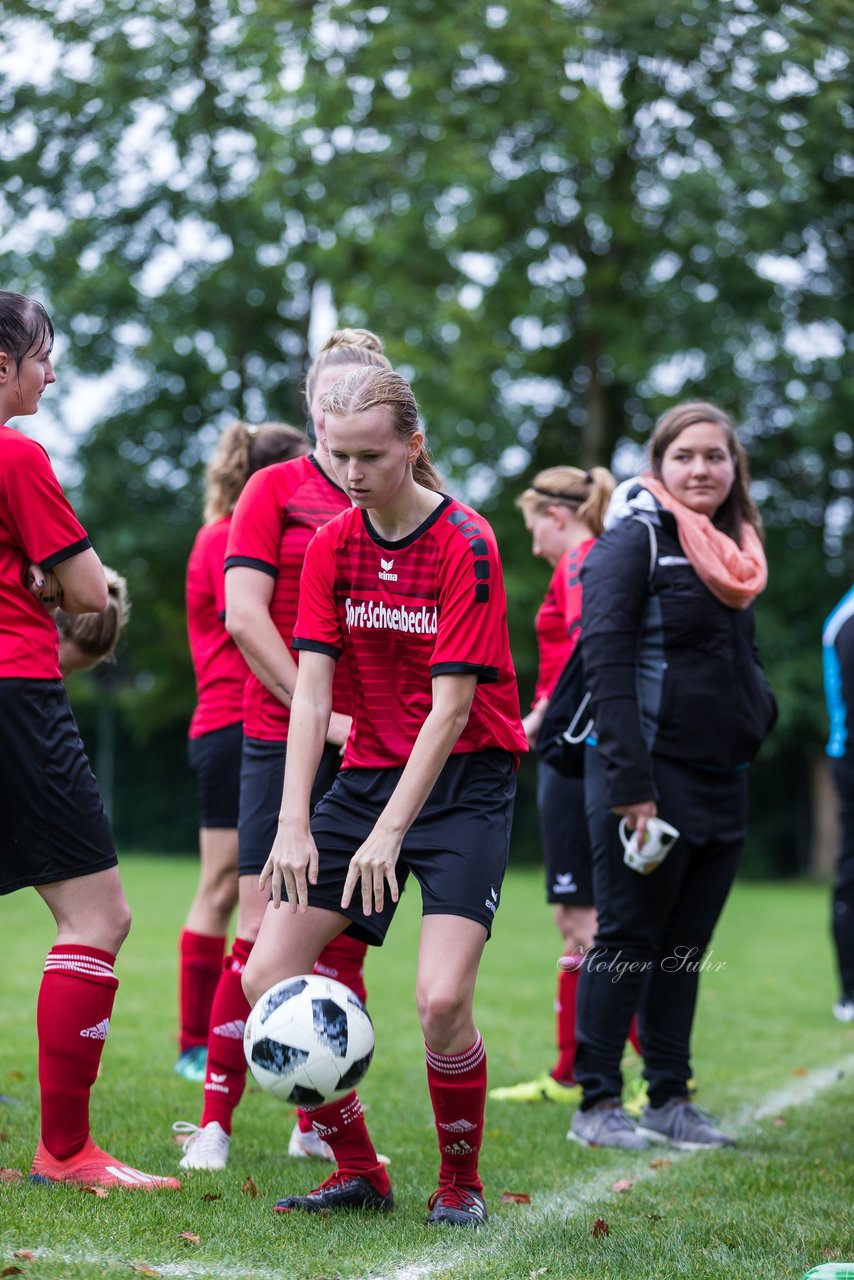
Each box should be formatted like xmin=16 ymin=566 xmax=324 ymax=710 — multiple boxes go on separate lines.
xmin=273 ymin=1170 xmax=394 ymax=1214
xmin=426 ymin=1184 xmax=488 ymax=1227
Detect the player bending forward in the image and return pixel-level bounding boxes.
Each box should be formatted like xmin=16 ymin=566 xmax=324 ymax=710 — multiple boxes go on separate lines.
xmin=243 ymin=367 xmax=527 ymax=1226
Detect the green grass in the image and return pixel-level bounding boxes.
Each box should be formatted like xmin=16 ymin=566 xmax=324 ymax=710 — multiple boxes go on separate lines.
xmin=1 ymin=858 xmax=852 ymax=1279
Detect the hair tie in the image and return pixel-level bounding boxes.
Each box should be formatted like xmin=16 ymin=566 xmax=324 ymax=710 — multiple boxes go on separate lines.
xmin=531 ymin=484 xmax=580 ymax=502
xmin=584 ymin=470 xmax=593 ymax=484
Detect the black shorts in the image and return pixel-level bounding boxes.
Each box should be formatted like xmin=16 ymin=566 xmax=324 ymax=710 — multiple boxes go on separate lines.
xmin=187 ymin=721 xmax=243 ymax=829
xmin=537 ymin=760 xmax=593 ymax=906
xmin=307 ymin=749 xmax=517 ymax=946
xmin=238 ymin=737 xmax=341 ymax=876
xmin=0 ymin=679 xmax=116 ymax=896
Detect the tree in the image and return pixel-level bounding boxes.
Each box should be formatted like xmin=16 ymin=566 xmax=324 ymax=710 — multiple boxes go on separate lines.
xmin=1 ymin=0 xmax=851 ymax=857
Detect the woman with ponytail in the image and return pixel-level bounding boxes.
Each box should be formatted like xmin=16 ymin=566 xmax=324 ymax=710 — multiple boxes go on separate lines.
xmin=177 ymin=420 xmax=309 ymax=1082
xmin=243 ymin=366 xmax=527 ymax=1227
xmin=0 ymin=290 xmax=178 ymax=1190
xmin=490 ymin=465 xmax=648 ymax=1106
xmin=175 ymin=331 xmax=392 ymax=1171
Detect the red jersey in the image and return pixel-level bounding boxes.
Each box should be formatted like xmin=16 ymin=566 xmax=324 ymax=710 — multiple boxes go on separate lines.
xmin=225 ymin=455 xmax=352 ymax=741
xmin=0 ymin=425 xmax=91 ymax=679
xmin=186 ymin=517 xmax=247 ymax=738
xmin=533 ymin=538 xmax=597 ymax=703
xmin=294 ymin=496 xmax=528 ymax=769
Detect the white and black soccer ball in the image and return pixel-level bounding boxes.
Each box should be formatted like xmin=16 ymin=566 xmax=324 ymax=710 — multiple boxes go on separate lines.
xmin=243 ymin=974 xmax=375 ymax=1107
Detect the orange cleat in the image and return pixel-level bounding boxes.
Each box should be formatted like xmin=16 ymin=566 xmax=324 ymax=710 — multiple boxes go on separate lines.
xmin=30 ymin=1137 xmax=181 ymax=1190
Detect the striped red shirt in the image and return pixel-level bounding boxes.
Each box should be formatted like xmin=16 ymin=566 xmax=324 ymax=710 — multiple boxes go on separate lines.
xmin=0 ymin=425 xmax=91 ymax=679
xmin=186 ymin=517 xmax=247 ymax=738
xmin=294 ymin=496 xmax=527 ymax=769
xmin=225 ymin=455 xmax=352 ymax=741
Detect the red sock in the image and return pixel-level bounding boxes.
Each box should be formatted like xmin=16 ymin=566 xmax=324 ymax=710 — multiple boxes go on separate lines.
xmin=312 ymin=934 xmax=368 ymax=1005
xmin=552 ymin=958 xmax=582 ymax=1084
xmin=37 ymin=945 xmax=119 ymax=1161
xmin=425 ymin=1034 xmax=486 ymax=1191
xmin=304 ymin=1092 xmax=390 ymax=1193
xmin=627 ymin=1015 xmax=642 ymax=1057
xmin=178 ymin=929 xmax=226 ymax=1054
xmin=200 ymin=936 xmax=253 ymax=1134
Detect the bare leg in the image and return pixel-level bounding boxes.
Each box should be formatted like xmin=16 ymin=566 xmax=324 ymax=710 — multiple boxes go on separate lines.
xmin=243 ymin=904 xmax=349 ymax=1005
xmin=37 ymin=866 xmax=131 ymax=953
xmin=184 ymin=828 xmax=239 ymax=935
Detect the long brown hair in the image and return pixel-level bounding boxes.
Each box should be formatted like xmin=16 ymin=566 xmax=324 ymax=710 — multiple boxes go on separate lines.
xmin=203 ymin=420 xmax=308 ymax=522
xmin=320 ymin=367 xmax=443 ymax=492
xmin=304 ymin=328 xmax=392 ymax=411
xmin=649 ymin=401 xmax=761 ymax=542
xmin=516 ymin=465 xmax=615 ymax=537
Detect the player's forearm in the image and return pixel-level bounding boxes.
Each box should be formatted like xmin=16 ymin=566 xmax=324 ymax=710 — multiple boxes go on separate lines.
xmin=228 ymin=610 xmax=298 ymax=706
xmin=278 ymin=692 xmax=331 ymax=827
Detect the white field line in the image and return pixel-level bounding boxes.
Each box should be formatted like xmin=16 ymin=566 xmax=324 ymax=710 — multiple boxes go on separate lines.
xmin=6 ymin=1054 xmax=853 ymax=1280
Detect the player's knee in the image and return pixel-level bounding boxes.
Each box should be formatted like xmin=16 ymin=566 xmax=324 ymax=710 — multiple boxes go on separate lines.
xmin=416 ymin=988 xmax=469 ymax=1045
xmin=103 ymin=900 xmax=132 ymax=953
xmin=210 ymin=872 xmax=239 ymax=919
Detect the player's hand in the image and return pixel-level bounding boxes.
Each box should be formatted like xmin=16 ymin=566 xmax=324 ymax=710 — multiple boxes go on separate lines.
xmin=260 ymin=823 xmax=318 ymax=913
xmin=341 ymin=829 xmax=401 ymax=917
xmin=613 ymin=800 xmax=657 ymax=848
xmin=521 ymin=709 xmax=540 ymax=748
xmin=26 ymin=563 xmax=62 ymax=608
xmin=326 ymin=711 xmax=352 ymax=751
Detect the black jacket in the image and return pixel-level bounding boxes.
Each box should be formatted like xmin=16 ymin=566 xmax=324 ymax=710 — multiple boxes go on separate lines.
xmin=580 ymin=496 xmax=777 ymax=807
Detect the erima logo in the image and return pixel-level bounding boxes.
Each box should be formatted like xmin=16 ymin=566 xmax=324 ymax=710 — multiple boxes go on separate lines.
xmin=378 ymin=556 xmax=398 ymax=582
xmin=553 ymin=873 xmax=578 ymax=895
xmin=80 ymin=1018 xmax=110 ymax=1040
xmin=485 ymin=887 xmax=498 ymax=916
xmin=205 ymin=1072 xmax=229 ymax=1094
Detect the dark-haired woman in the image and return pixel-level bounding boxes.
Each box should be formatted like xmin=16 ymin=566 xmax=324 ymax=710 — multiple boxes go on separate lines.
xmin=569 ymin=402 xmax=776 ymax=1151
xmin=176 ymin=420 xmax=309 ymax=1083
xmin=244 ymin=366 xmax=527 ymax=1226
xmin=0 ymin=290 xmax=178 ymax=1190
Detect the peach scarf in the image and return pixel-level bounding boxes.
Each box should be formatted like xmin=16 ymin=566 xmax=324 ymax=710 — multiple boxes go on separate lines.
xmin=640 ymin=473 xmax=767 ymax=609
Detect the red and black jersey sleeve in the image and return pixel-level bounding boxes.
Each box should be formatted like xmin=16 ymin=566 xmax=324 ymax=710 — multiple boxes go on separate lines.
xmin=0 ymin=427 xmax=91 ymax=678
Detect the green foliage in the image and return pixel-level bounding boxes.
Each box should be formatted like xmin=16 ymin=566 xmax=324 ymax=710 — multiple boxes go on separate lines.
xmin=1 ymin=0 xmax=852 ymax=863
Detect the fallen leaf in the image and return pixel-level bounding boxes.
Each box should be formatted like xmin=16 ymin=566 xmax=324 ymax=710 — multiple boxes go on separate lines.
xmin=794 ymin=1067 xmax=809 ymax=1077
xmin=529 ymin=1269 xmax=550 ymax=1278
xmin=241 ymin=1176 xmax=258 ymax=1200
xmin=12 ymin=1253 xmax=35 ymax=1261
xmin=201 ymin=1193 xmax=222 ymax=1203
xmin=823 ymin=1248 xmax=841 ymax=1260
xmin=611 ymin=1179 xmax=633 ymax=1193
xmin=0 ymin=1169 xmax=23 ymax=1183
xmin=1 ymin=1267 xmax=23 ymax=1277
xmin=649 ymin=1158 xmax=672 ymax=1169
xmin=592 ymin=1218 xmax=610 ymax=1238
xmin=7 ymin=1072 xmax=23 ymax=1082
xmin=499 ymin=1191 xmax=532 ymax=1204
xmin=130 ymin=1267 xmax=161 ymax=1277
xmin=83 ymin=1185 xmax=109 ymax=1197
xmin=0 ymin=1134 xmax=9 ymax=1143
xmin=647 ymin=1213 xmax=664 ymax=1221
xmin=179 ymin=1233 xmax=200 ymax=1247
xmin=773 ymin=1116 xmax=787 ymax=1127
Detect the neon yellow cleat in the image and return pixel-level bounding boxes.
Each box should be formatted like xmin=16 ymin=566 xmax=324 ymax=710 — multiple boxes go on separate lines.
xmin=489 ymin=1072 xmax=581 ymax=1104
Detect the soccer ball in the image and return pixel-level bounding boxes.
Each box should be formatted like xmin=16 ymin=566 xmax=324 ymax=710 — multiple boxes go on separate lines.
xmin=243 ymin=974 xmax=375 ymax=1107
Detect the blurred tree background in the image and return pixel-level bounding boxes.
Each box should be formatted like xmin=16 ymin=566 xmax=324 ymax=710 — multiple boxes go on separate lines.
xmin=1 ymin=0 xmax=851 ymax=868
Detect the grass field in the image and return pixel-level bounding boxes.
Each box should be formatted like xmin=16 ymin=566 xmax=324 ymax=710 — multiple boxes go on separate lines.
xmin=1 ymin=857 xmax=852 ymax=1280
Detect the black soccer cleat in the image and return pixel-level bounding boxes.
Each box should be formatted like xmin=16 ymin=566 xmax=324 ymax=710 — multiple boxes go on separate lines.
xmin=426 ymin=1183 xmax=488 ymax=1227
xmin=273 ymin=1171 xmax=394 ymax=1214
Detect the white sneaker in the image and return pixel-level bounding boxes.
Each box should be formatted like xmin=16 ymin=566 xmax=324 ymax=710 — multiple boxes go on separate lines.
xmin=173 ymin=1120 xmax=230 ymax=1171
xmin=288 ymin=1121 xmax=334 ymax=1161
xmin=833 ymin=997 xmax=854 ymax=1023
